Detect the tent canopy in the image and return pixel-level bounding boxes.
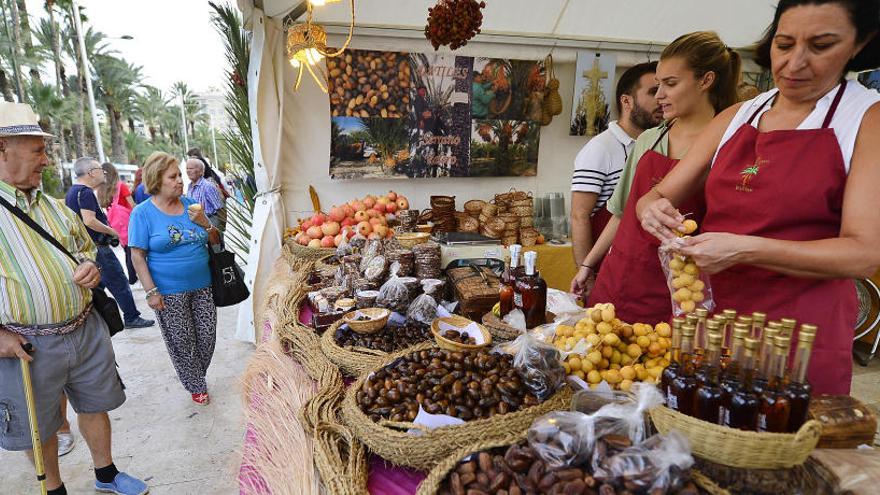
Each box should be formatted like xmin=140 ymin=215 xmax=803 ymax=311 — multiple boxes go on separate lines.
xmin=257 ymin=0 xmax=776 ymax=50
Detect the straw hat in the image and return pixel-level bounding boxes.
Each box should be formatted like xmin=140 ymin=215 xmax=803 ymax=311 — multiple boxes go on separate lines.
xmin=0 ymin=102 xmax=54 ymax=138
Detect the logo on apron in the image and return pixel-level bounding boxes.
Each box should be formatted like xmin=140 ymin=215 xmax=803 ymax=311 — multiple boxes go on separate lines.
xmin=737 ymin=157 xmax=768 ymax=192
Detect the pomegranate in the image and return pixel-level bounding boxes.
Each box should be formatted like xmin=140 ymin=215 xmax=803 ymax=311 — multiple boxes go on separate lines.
xmin=328 ymin=206 xmax=346 ymax=222
xmin=396 ymin=197 xmax=409 ymax=210
xmin=306 ymin=225 xmax=323 ymax=239
xmin=320 ymin=235 xmax=335 ymax=248
xmin=321 ymin=221 xmax=341 ymax=236
xmin=363 ymin=196 xmax=376 ymax=209
xmin=311 ymin=213 xmax=326 ymax=226
xmin=353 ymin=210 xmax=369 ymax=223
xmin=387 ymin=190 xmax=398 ymax=201
xmin=307 ymin=238 xmax=322 ymax=248
xmin=356 ymin=221 xmax=373 ymax=237
xmin=373 ymin=202 xmax=387 ymax=214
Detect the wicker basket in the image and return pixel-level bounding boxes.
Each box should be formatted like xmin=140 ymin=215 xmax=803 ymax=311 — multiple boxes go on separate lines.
xmin=650 ymin=406 xmax=822 ymax=469
xmin=501 ymin=234 xmax=519 ymax=246
xmin=320 ymin=318 xmax=394 ymax=376
xmin=416 ymin=431 xmax=528 ymax=495
xmin=464 ymin=199 xmax=486 ymax=216
xmin=341 ymin=342 xmax=573 ymax=471
xmin=285 ymin=237 xmax=337 ymax=261
xmin=509 ymin=205 xmax=533 ymax=217
xmin=396 ymin=232 xmax=431 ymax=248
xmin=520 ymin=216 xmax=534 ymax=228
xmin=520 ymin=227 xmax=539 ymax=247
xmin=458 ymin=216 xmax=479 ymax=233
xmin=341 ymin=308 xmax=390 ymax=334
xmin=481 ymin=202 xmax=499 ymax=217
xmin=431 ymin=315 xmax=493 ymax=351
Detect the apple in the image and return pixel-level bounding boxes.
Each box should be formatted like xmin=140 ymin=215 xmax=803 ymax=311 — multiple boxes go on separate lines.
xmin=301 ymin=219 xmax=314 ymax=231
xmin=328 ymin=206 xmax=345 ymax=222
xmin=311 ymin=213 xmax=326 ymax=226
xmin=385 ymin=202 xmax=398 ymax=213
xmin=373 ymin=225 xmax=388 ymax=238
xmin=396 ymin=197 xmax=409 ymax=210
xmin=307 ymin=238 xmax=322 ymax=248
xmin=321 ymin=221 xmax=340 ymax=237
xmin=373 ymin=203 xmax=387 ymax=214
xmin=321 ymin=235 xmax=335 ymax=248
xmin=387 ymin=190 xmax=398 ymax=201
xmin=356 ymin=221 xmax=373 ymax=237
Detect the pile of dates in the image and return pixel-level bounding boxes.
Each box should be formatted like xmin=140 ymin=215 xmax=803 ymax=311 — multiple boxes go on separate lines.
xmin=334 ymin=323 xmax=430 ymax=353
xmin=357 ymin=348 xmax=541 ymax=423
xmin=438 ymin=437 xmax=699 ymax=495
xmin=443 ymin=329 xmax=477 ymax=345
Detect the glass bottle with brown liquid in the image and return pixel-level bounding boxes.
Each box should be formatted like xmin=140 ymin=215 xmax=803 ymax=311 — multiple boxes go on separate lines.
xmin=668 ymin=324 xmax=698 ymax=416
xmin=695 ymin=332 xmax=724 ymax=424
xmin=515 ymin=251 xmax=546 ymax=329
xmin=499 ymin=244 xmax=521 ymax=317
xmin=695 ymin=308 xmax=709 ymax=351
xmin=784 ymin=324 xmax=817 ymax=433
xmin=751 ymin=325 xmax=780 ymax=397
xmin=686 ymin=314 xmax=702 ymax=365
xmin=757 ymin=335 xmax=792 ymax=433
xmin=725 ymin=337 xmax=761 ymax=430
xmin=661 ymin=317 xmax=685 ymax=399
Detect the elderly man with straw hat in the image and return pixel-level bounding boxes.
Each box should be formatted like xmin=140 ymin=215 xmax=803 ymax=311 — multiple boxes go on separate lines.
xmin=0 ymin=103 xmax=148 ymax=495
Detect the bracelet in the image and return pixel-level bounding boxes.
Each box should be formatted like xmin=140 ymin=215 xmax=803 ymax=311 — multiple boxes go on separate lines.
xmin=580 ymin=263 xmax=594 ymax=274
xmin=145 ymin=287 xmax=160 ymax=298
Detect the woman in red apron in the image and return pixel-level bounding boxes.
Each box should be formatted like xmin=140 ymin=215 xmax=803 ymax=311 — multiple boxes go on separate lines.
xmin=583 ymin=31 xmax=741 ymax=324
xmin=637 ymin=0 xmax=880 ymax=394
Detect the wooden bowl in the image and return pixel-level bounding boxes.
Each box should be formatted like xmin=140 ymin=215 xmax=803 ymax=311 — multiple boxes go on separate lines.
xmin=431 ymin=315 xmax=493 ymax=351
xmin=396 ymin=232 xmax=431 ymax=248
xmin=342 ymin=308 xmax=391 ymax=335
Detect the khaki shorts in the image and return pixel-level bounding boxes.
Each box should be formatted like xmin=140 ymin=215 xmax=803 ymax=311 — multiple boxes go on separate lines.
xmin=0 ymin=311 xmax=126 ymax=451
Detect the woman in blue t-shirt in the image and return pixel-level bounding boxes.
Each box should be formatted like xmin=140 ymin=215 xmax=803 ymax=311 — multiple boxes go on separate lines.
xmin=128 ymin=152 xmax=221 ymax=405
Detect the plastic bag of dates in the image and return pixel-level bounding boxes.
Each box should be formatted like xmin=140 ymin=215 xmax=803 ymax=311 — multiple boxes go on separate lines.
xmin=593 ymin=431 xmax=694 ymax=494
xmin=493 ymin=332 xmax=566 ymax=401
xmin=378 ymin=272 xmax=410 ymax=314
xmin=407 ymin=293 xmax=438 ymax=326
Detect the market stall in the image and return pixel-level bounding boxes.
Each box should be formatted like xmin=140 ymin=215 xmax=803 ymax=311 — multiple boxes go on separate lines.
xmin=232 ymin=1 xmax=880 ymax=494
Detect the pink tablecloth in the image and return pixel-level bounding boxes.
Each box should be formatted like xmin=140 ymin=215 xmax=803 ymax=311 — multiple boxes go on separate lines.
xmin=238 ymin=305 xmax=426 ymax=494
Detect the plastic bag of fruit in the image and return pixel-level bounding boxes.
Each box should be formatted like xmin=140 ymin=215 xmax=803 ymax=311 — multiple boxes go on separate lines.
xmin=658 ymin=222 xmax=715 ymax=316
xmin=593 ymin=430 xmax=694 ymax=493
xmin=590 ymin=382 xmax=663 ymax=445
xmin=493 ymin=332 xmax=566 ymax=401
xmin=377 ymin=267 xmax=410 ymax=314
xmin=406 ymin=293 xmax=437 ymax=326
xmin=359 ymin=238 xmax=384 ymax=273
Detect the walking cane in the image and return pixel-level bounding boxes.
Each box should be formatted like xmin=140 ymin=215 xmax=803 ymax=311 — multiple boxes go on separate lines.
xmin=20 ymin=342 xmax=48 ymax=495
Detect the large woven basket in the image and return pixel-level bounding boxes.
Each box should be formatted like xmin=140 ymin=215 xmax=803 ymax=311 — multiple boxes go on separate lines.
xmin=341 ymin=342 xmax=572 ymax=471
xmin=650 ymin=406 xmax=822 ymax=469
xmin=415 ymin=430 xmax=527 ymax=495
xmin=285 ymin=237 xmax=336 ymax=261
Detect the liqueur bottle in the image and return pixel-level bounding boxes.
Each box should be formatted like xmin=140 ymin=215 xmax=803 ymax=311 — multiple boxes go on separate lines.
xmin=757 ymin=335 xmax=792 ymax=433
xmin=751 ymin=312 xmax=767 ymax=339
xmin=661 ymin=317 xmax=685 ymax=398
xmin=694 ymin=308 xmax=709 ymax=356
xmin=515 ymin=251 xmax=547 ymax=329
xmin=695 ymin=332 xmax=724 ymax=424
xmin=721 ymin=309 xmax=738 ymax=358
xmin=668 ymin=324 xmax=698 ymax=416
xmin=499 ymin=244 xmax=522 ymax=317
xmin=720 ymin=324 xmax=748 ymax=378
xmin=686 ymin=314 xmax=703 ymax=364
xmin=752 ymin=325 xmax=780 ymax=397
xmin=726 ymin=337 xmax=761 ymax=430
xmin=784 ymin=324 xmax=817 ymax=433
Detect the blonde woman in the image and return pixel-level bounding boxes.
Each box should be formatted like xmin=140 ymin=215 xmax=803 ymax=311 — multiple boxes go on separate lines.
xmin=129 ymin=152 xmax=221 ymax=405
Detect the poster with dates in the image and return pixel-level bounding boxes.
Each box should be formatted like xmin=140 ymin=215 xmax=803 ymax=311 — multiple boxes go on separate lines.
xmin=327 ymin=49 xmax=545 ymax=179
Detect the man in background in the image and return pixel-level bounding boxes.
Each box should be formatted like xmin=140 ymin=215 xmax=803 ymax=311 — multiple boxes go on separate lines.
xmin=185 ymin=157 xmax=226 ymax=232
xmin=570 ymin=62 xmax=662 ymax=272
xmin=66 ymin=157 xmax=154 ymax=329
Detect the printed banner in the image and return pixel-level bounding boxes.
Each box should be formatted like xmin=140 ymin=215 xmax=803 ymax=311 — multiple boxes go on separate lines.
xmin=328 ymin=49 xmax=544 ymax=179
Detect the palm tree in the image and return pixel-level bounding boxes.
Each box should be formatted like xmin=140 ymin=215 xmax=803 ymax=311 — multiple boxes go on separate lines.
xmin=93 ymin=54 xmax=142 ymax=162
xmin=170 ymin=80 xmax=203 ymax=138
xmin=135 ymin=86 xmax=168 ymax=141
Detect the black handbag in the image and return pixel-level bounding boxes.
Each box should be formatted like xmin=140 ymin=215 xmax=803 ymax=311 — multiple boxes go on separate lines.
xmin=207 ymin=247 xmax=250 ymax=307
xmin=0 ymin=196 xmax=125 ymax=336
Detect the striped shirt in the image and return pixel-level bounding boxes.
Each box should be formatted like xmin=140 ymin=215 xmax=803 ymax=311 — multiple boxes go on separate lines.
xmin=571 ymin=121 xmax=635 ymax=215
xmin=187 ymin=177 xmax=224 ymax=216
xmin=0 ymin=180 xmax=95 ymax=327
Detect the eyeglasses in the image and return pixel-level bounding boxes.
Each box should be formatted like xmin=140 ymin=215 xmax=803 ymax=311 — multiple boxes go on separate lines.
xmin=89 ymin=167 xmax=107 ymax=174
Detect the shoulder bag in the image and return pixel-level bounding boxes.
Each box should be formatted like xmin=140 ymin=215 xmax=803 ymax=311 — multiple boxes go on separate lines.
xmin=207 ymin=246 xmax=250 ymax=307
xmin=0 ymin=196 xmax=125 ymax=336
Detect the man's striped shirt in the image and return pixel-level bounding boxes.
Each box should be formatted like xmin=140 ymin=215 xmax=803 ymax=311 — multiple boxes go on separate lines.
xmin=0 ymin=180 xmax=95 ymax=326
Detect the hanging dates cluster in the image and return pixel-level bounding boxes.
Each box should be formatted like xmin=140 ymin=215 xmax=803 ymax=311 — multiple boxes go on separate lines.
xmin=424 ymin=0 xmax=486 ymax=50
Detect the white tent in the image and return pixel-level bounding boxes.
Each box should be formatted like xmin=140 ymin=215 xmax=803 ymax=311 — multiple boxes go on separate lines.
xmin=233 ymin=0 xmax=776 ymax=342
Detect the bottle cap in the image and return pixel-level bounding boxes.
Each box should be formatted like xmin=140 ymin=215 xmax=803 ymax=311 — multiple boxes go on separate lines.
xmin=767 ymin=321 xmax=783 ymax=331
xmin=686 ymin=314 xmax=698 ymax=325
xmin=707 ymin=332 xmax=722 ymax=347
xmin=751 ymin=312 xmax=767 ymax=323
xmin=681 ymin=324 xmax=696 ymax=337
xmin=743 ymin=337 xmax=760 ymax=351
xmin=798 ymin=324 xmax=817 ymax=343
xmin=706 ymin=320 xmax=721 ymax=330
xmin=773 ymin=334 xmax=791 ymax=348
xmin=732 ymin=324 xmax=749 ymax=340
xmin=799 ymin=323 xmax=817 ymax=335
xmin=780 ymin=317 xmax=797 ymax=329
xmin=722 ymin=309 xmax=737 ymax=319
xmin=736 ymin=315 xmax=753 ymax=325
xmin=672 ymin=317 xmax=685 ymax=328
xmin=695 ymin=308 xmax=708 ymax=318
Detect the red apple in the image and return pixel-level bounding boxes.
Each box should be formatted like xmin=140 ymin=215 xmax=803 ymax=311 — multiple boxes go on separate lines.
xmin=321 ymin=235 xmax=335 ymax=248
xmin=311 ymin=213 xmax=326 ymax=226
xmin=328 ymin=206 xmax=345 ymax=222
xmin=373 ymin=202 xmax=387 ymax=214
xmin=369 ymin=216 xmax=386 ymax=227
xmin=307 ymin=238 xmax=322 ymax=248
xmin=347 ymin=229 xmax=356 ymax=239
xmin=321 ymin=221 xmax=340 ymax=237
xmin=387 ymin=190 xmax=398 ymax=201
xmin=385 ymin=202 xmax=398 ymax=213
xmin=396 ymin=197 xmax=409 ymax=210
xmin=356 ymin=221 xmax=373 ymax=237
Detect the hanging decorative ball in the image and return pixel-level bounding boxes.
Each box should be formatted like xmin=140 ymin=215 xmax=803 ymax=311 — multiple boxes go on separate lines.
xmin=424 ymin=0 xmax=486 ymax=51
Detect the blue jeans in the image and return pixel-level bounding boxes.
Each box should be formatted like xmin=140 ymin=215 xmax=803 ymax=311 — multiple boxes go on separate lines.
xmin=96 ymin=245 xmax=141 ymax=323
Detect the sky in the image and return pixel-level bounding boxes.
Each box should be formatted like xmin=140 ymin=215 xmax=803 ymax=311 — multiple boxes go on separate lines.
xmin=24 ymin=0 xmax=234 ymax=94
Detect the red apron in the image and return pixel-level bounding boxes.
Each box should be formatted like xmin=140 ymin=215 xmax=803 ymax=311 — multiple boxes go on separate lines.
xmin=702 ymin=82 xmax=856 ymax=395
xmin=589 ymin=126 xmax=706 ymax=324
xmin=590 ymin=207 xmax=613 ymax=245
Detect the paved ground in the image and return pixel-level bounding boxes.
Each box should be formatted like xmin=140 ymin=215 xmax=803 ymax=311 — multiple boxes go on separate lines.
xmin=0 ymin=254 xmax=252 ymax=494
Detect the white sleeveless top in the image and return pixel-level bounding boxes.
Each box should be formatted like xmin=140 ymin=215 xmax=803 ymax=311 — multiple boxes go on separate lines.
xmin=712 ymin=81 xmax=880 ymax=173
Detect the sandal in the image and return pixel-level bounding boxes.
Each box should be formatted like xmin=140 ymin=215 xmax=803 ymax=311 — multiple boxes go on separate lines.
xmin=191 ymin=393 xmax=210 ymax=405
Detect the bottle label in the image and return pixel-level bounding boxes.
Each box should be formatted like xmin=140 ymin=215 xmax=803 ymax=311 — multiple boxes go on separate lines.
xmin=757 ymin=413 xmax=767 ymax=432
xmin=513 ymin=292 xmax=522 ymax=308
xmin=667 ymin=390 xmax=678 ymax=410
xmin=719 ymin=407 xmax=730 ymax=426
